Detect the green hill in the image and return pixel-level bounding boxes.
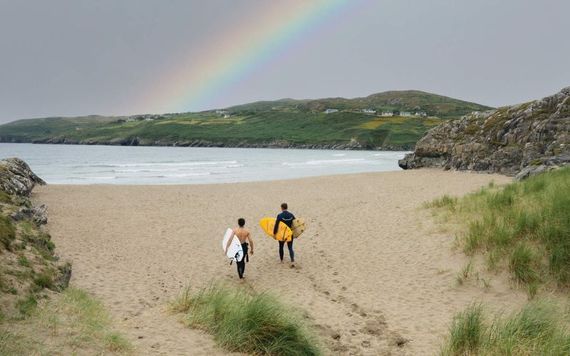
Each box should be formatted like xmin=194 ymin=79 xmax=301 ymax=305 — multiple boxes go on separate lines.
xmin=0 ymin=90 xmax=492 ymax=150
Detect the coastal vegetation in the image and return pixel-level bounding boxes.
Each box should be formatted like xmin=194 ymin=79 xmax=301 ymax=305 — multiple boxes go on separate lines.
xmin=430 ymin=168 xmax=570 ymax=355
xmin=1 ymin=288 xmax=132 ymax=355
xmin=0 ymin=158 xmax=131 ymax=355
xmin=170 ymin=284 xmax=321 ymax=356
xmin=442 ymin=301 xmax=570 ymax=355
xmin=0 ymin=90 xmax=491 ymax=150
xmin=428 ymin=167 xmax=570 ymax=294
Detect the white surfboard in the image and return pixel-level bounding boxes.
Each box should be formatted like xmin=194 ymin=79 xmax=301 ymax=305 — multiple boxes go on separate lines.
xmin=222 ymin=228 xmax=243 ymax=262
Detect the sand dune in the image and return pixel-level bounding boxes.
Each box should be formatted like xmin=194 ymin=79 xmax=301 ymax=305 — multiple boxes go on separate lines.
xmin=35 ymin=169 xmax=527 ymax=355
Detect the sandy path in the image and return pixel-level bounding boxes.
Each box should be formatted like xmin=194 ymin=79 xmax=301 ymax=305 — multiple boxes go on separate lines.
xmin=35 ymin=170 xmax=527 ymax=355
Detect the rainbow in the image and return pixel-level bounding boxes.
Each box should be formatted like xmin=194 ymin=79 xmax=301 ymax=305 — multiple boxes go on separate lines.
xmin=138 ymin=0 xmax=351 ymax=114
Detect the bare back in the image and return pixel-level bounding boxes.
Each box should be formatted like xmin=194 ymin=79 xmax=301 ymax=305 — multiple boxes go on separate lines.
xmin=233 ymin=227 xmax=250 ymax=244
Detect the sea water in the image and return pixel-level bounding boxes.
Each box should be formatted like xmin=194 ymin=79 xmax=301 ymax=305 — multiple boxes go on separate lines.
xmin=0 ymin=143 xmax=408 ymax=185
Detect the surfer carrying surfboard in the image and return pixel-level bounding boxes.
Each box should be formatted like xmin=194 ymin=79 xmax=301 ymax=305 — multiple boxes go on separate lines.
xmin=224 ymin=218 xmax=254 ymax=279
xmin=274 ymin=203 xmax=296 ymax=267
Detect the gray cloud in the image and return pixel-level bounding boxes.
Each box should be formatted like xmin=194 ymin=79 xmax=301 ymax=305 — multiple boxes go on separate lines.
xmin=0 ymin=0 xmax=568 ymax=123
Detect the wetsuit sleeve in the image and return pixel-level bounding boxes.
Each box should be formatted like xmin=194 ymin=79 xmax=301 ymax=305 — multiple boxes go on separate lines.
xmin=273 ymin=213 xmax=282 ymax=235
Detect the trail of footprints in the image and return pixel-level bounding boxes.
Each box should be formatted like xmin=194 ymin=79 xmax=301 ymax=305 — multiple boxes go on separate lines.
xmin=305 ymin=221 xmax=409 ymax=355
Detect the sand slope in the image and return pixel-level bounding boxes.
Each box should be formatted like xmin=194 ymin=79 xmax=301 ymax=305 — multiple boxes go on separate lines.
xmin=35 ymin=170 xmax=527 ymax=355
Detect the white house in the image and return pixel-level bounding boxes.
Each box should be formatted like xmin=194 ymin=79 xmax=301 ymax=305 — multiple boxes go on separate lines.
xmin=324 ymin=109 xmax=339 ymax=114
xmin=381 ymin=111 xmax=394 ymax=117
xmin=414 ymin=111 xmax=428 ymax=117
xmin=400 ymin=111 xmax=412 ymax=117
xmin=362 ymin=109 xmax=376 ymax=114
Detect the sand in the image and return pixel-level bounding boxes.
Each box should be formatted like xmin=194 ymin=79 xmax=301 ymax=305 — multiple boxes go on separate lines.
xmin=34 ymin=169 xmax=528 ymax=355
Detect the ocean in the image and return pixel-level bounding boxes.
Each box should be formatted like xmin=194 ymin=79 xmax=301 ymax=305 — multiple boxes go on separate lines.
xmin=0 ymin=143 xmax=408 ymax=185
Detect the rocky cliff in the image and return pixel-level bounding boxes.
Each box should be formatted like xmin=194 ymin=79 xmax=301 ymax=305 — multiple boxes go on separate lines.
xmin=399 ymin=87 xmax=570 ymax=179
xmin=0 ymin=158 xmax=70 ymax=319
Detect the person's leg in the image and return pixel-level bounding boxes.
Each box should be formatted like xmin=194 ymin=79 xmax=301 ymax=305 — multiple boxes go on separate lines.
xmin=287 ymin=240 xmax=295 ymax=262
xmin=236 ymin=259 xmax=244 ymax=278
xmin=278 ymin=241 xmax=285 ymax=262
xmin=241 ymin=244 xmax=248 ymax=278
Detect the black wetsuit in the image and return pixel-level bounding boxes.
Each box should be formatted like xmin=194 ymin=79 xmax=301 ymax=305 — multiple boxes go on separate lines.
xmin=274 ymin=210 xmax=295 ymax=262
xmin=236 ymin=243 xmax=249 ymax=278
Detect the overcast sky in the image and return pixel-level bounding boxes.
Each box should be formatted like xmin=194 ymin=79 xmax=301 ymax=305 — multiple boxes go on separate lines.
xmin=0 ymin=0 xmax=569 ymax=123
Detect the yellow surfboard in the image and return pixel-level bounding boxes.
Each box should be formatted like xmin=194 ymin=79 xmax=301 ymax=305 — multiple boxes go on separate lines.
xmin=259 ymin=217 xmax=293 ymax=242
xmin=291 ymin=218 xmax=306 ymax=239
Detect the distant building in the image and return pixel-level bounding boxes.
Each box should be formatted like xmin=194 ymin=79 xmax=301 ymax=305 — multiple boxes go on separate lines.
xmin=216 ymin=110 xmax=228 ymax=115
xmin=362 ymin=109 xmax=376 ymax=114
xmin=223 ymin=114 xmax=231 ymax=118
xmin=381 ymin=111 xmax=394 ymax=117
xmin=414 ymin=111 xmax=428 ymax=117
xmin=400 ymin=111 xmax=412 ymax=117
xmin=324 ymin=109 xmax=339 ymax=114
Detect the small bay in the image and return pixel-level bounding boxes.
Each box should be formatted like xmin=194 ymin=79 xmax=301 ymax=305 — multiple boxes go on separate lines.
xmin=0 ymin=143 xmax=407 ymax=185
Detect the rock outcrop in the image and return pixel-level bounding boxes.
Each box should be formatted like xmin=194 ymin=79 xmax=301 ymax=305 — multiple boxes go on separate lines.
xmin=0 ymin=158 xmax=71 ymax=317
xmin=0 ymin=157 xmax=46 ymax=196
xmin=399 ymin=87 xmax=570 ymax=178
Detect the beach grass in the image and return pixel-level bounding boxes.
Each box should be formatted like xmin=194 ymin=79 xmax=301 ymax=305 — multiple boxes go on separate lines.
xmin=428 ymin=167 xmax=570 ymax=292
xmin=0 ymin=215 xmax=16 ymax=250
xmin=171 ymin=284 xmax=321 ymax=356
xmin=0 ymin=287 xmax=132 ymax=355
xmin=441 ymin=301 xmax=570 ymax=355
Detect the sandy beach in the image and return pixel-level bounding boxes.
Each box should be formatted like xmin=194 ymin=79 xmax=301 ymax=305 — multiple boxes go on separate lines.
xmin=34 ymin=169 xmax=528 ymax=355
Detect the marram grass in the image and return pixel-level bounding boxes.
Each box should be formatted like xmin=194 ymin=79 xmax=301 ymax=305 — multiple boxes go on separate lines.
xmin=171 ymin=284 xmax=321 ymax=356
xmin=0 ymin=288 xmax=132 ymax=355
xmin=441 ymin=301 xmax=570 ymax=356
xmin=429 ymin=167 xmax=570 ymax=291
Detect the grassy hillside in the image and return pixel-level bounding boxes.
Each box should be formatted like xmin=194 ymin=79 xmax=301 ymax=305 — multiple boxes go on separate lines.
xmin=228 ymin=90 xmax=491 ymax=119
xmin=0 ymin=90 xmax=492 ymax=149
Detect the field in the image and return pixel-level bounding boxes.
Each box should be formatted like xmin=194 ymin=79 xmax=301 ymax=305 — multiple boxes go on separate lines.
xmin=0 ymin=90 xmax=492 ymax=149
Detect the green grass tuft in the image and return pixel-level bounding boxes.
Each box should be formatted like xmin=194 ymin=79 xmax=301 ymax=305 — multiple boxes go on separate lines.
xmin=442 ymin=301 xmax=570 ymax=355
xmin=16 ymin=294 xmax=37 ymax=317
xmin=17 ymin=255 xmax=30 ymax=268
xmin=33 ymin=271 xmax=54 ymax=290
xmin=444 ymin=304 xmax=484 ymax=355
xmin=0 ymin=215 xmax=16 ymax=250
xmin=171 ymin=284 xmax=321 ymax=356
xmin=509 ymin=244 xmax=540 ymax=286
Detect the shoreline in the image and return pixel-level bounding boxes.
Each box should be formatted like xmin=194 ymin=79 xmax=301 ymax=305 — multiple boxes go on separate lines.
xmin=35 ymin=169 xmax=525 ymax=354
xmin=0 ymin=140 xmax=413 ymax=151
xmin=39 ymin=168 xmax=508 ymax=187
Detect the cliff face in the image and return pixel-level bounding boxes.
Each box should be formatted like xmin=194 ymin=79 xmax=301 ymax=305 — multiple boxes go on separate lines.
xmin=0 ymin=158 xmax=70 ymax=319
xmin=399 ymin=87 xmax=570 ymax=179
